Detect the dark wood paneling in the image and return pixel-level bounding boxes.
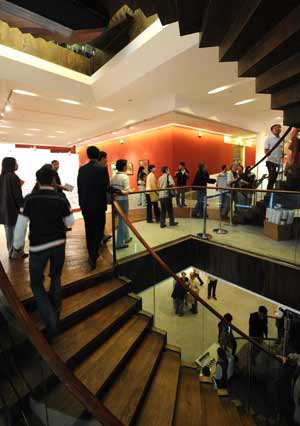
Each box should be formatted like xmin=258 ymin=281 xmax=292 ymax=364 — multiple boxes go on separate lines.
xmin=238 ymin=3 xmax=300 ymax=77
xmin=256 ymin=51 xmax=300 ymax=94
xmin=271 ymin=80 xmax=300 ymax=110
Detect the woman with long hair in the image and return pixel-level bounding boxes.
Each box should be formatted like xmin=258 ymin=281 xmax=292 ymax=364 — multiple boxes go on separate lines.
xmin=0 ymin=157 xmax=25 ymax=258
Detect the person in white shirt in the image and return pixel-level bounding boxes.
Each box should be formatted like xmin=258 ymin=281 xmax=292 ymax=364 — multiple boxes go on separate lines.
xmin=158 ymin=166 xmax=178 ymax=228
xmin=111 ymin=159 xmax=132 ymax=250
xmin=264 ymin=124 xmax=283 ymax=189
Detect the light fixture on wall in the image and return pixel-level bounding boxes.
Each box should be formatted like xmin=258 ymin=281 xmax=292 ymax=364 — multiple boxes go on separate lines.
xmin=5 ymin=104 xmax=12 ymax=112
xmin=234 ymin=98 xmax=256 ymax=106
xmin=198 ymin=132 xmax=203 ymax=138
xmin=120 ymin=139 xmax=124 ymax=144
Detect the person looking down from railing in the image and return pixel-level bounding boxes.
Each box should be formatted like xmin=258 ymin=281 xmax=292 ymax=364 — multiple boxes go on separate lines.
xmin=249 ymin=306 xmax=268 ymax=340
xmin=214 ymin=348 xmax=229 ymax=389
xmin=12 ymin=165 xmax=74 ymax=341
xmin=218 ymin=313 xmax=237 ymax=356
xmin=158 ymin=166 xmax=178 ymax=229
xmin=264 ymin=124 xmax=283 ymax=190
xmin=111 ymin=159 xmax=132 ymax=250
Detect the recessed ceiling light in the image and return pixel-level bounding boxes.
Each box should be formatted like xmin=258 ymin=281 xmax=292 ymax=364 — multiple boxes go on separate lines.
xmin=0 ymin=131 xmax=8 ymax=134
xmin=275 ymin=116 xmax=282 ymax=120
xmin=48 ymin=135 xmax=56 ymax=138
xmin=27 ymin=128 xmax=42 ymax=131
xmin=234 ymin=98 xmax=256 ymax=106
xmin=13 ymin=89 xmax=38 ymax=97
xmin=24 ymin=133 xmax=33 ymax=136
xmin=129 ymin=126 xmax=135 ymax=129
xmin=0 ymin=125 xmax=11 ymax=128
xmin=0 ymin=112 xmax=4 ymax=117
xmin=208 ymin=85 xmax=231 ymax=95
xmin=56 ymin=130 xmax=66 ymax=134
xmin=57 ymin=98 xmax=81 ymax=105
xmin=112 ymin=131 xmax=118 ymax=135
xmin=5 ymin=104 xmax=12 ymax=112
xmin=97 ymin=106 xmax=115 ymax=112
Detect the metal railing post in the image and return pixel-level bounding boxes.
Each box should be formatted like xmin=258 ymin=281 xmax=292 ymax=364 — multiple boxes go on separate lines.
xmin=197 ymin=195 xmax=211 ymax=240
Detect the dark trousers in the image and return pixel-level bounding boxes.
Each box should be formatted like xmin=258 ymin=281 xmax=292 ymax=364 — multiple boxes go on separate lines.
xmin=146 ymin=194 xmax=160 ymax=222
xmin=29 ymin=245 xmax=65 ymax=338
xmin=266 ymin=161 xmax=279 ymax=190
xmin=160 ymin=197 xmax=175 ymax=226
xmin=82 ymin=209 xmax=106 ymax=262
xmin=193 ymin=189 xmax=206 ymax=218
xmin=191 ymin=300 xmax=198 ymax=313
xmin=208 ymin=280 xmax=217 ymax=298
xmin=176 ymin=187 xmax=186 ymax=207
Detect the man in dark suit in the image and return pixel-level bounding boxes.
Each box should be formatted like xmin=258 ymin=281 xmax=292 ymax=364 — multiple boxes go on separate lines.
xmin=77 ymin=146 xmax=109 ymax=270
xmin=249 ymin=306 xmax=268 ymax=339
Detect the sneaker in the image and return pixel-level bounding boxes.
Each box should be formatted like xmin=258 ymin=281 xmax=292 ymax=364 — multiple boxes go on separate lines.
xmin=213 ymin=296 xmax=217 ymax=300
xmin=170 ymin=222 xmax=178 ymax=226
xmin=88 ymin=257 xmax=96 ymax=271
xmin=125 ymin=237 xmax=133 ymax=243
xmin=161 ymin=224 xmax=167 ymax=228
xmin=147 ymin=220 xmax=154 ymax=223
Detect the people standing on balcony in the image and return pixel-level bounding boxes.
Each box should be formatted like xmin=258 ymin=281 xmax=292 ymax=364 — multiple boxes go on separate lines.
xmin=111 ymin=159 xmax=132 ymax=250
xmin=171 ymin=276 xmax=187 ymax=317
xmin=13 ymin=166 xmax=74 ymax=340
xmin=187 ymin=271 xmax=201 ymax=314
xmin=77 ymin=146 xmax=109 ymax=270
xmin=192 ymin=163 xmax=216 ymax=218
xmin=264 ymin=124 xmax=283 ymax=190
xmin=0 ymin=157 xmax=26 ymax=259
xmin=174 ymin=162 xmax=189 ymax=207
xmin=137 ymin=166 xmax=147 ymax=207
xmin=249 ymin=306 xmax=268 ymax=340
xmin=145 ymin=164 xmax=160 ymax=223
xmin=218 ymin=313 xmax=237 ymax=356
xmin=207 ymin=275 xmax=218 ymax=300
xmin=158 ymin=166 xmax=178 ymax=229
xmin=98 ymin=151 xmax=112 ymax=244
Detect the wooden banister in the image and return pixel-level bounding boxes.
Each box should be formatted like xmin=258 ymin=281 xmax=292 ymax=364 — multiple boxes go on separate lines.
xmin=112 ymin=199 xmax=282 ymax=364
xmin=0 ymin=263 xmax=124 ymax=426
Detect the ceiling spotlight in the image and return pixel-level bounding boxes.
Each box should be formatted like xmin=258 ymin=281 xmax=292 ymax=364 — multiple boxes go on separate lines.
xmin=0 ymin=125 xmax=11 ymax=128
xmin=234 ymin=98 xmax=256 ymax=106
xmin=5 ymin=104 xmax=12 ymax=112
xmin=24 ymin=133 xmax=33 ymax=136
xmin=13 ymin=89 xmax=38 ymax=97
xmin=275 ymin=116 xmax=283 ymax=120
xmin=57 ymin=98 xmax=81 ymax=105
xmin=48 ymin=135 xmax=56 ymax=138
xmin=0 ymin=131 xmax=8 ymax=134
xmin=112 ymin=131 xmax=118 ymax=135
xmin=28 ymin=128 xmax=41 ymax=131
xmin=97 ymin=106 xmax=115 ymax=112
xmin=56 ymin=130 xmax=66 ymax=134
xmin=208 ymin=85 xmax=231 ymax=95
xmin=129 ymin=126 xmax=135 ymax=129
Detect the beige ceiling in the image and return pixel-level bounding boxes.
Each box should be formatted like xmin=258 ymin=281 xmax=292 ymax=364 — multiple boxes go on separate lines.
xmin=0 ymin=22 xmax=283 ymax=148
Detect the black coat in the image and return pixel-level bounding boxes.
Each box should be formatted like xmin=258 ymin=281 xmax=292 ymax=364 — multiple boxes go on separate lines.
xmin=77 ymin=161 xmax=109 ymax=213
xmin=0 ymin=172 xmax=24 ymax=226
xmin=249 ymin=312 xmax=268 ymax=338
xmin=193 ymin=169 xmax=216 ymax=187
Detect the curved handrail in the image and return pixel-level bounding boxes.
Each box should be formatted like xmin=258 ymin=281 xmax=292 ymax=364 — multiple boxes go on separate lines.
xmin=0 ymin=263 xmax=123 ymax=426
xmin=112 ymin=199 xmax=282 ymax=364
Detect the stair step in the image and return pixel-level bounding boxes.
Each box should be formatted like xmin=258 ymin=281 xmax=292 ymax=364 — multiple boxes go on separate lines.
xmin=237 ymin=406 xmax=257 ymax=426
xmin=102 ymin=332 xmax=165 ymax=426
xmin=174 ymin=366 xmax=202 ymax=426
xmin=31 ymin=278 xmax=129 ymax=330
xmin=271 ymin=80 xmax=300 ymax=110
xmin=220 ymin=398 xmax=244 ymax=426
xmin=256 ymin=51 xmax=300 ymax=94
xmin=199 ymin=0 xmax=234 ymax=48
xmin=53 ymin=295 xmax=140 ymax=366
xmin=41 ymin=314 xmax=151 ymax=420
xmin=238 ymin=3 xmax=300 ymax=77
xmin=136 ymin=350 xmax=180 ymax=426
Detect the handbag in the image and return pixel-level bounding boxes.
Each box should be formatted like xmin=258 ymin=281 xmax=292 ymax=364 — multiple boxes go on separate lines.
xmin=167 ymin=175 xmax=176 ymax=197
xmin=150 ymin=191 xmax=159 ymax=203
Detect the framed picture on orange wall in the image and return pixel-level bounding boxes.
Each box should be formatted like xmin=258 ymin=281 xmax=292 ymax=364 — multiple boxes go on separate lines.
xmin=127 ymin=162 xmax=134 ymax=175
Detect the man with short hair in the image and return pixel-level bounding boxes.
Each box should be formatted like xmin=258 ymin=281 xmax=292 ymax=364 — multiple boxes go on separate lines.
xmin=77 ymin=146 xmax=109 ymax=270
xmin=51 ymin=160 xmax=67 ymax=193
xmin=218 ymin=313 xmax=237 ymax=355
xmin=174 ymin=162 xmax=189 ymax=207
xmin=265 ymin=124 xmax=283 ymax=190
xmin=249 ymin=306 xmax=268 ymax=339
xmin=13 ymin=166 xmax=74 ymax=339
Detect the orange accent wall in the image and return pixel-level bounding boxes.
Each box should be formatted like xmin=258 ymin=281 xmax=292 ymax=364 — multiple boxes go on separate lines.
xmin=77 ymin=125 xmax=256 ymax=187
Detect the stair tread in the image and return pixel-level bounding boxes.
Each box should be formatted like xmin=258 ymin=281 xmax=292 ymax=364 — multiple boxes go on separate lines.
xmin=102 ymin=332 xmax=165 ymax=426
xmin=31 ymin=278 xmax=127 ymax=328
xmin=200 ymin=383 xmax=237 ymax=426
xmin=237 ymin=406 xmax=257 ymax=426
xmin=174 ymin=366 xmax=202 ymax=426
xmin=53 ymin=296 xmax=139 ymax=363
xmin=136 ymin=350 xmax=181 ymax=426
xmin=220 ymin=397 xmax=244 ymax=426
xmin=42 ymin=314 xmax=151 ymax=419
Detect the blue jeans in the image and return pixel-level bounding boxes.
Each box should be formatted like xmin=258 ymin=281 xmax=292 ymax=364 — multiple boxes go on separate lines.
xmin=138 ymin=185 xmax=146 ymax=206
xmin=29 ymin=245 xmax=65 ymax=338
xmin=116 ymin=198 xmax=130 ymax=248
xmin=193 ymin=190 xmax=206 ymax=217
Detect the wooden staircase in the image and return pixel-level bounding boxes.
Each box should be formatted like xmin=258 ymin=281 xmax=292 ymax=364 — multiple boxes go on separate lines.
xmin=1 ymin=273 xmax=260 ymax=425
xmin=133 ymin=0 xmax=300 ymax=128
